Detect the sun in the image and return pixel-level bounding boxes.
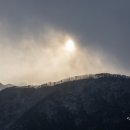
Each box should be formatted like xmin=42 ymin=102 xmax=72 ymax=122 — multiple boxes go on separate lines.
xmin=65 ymin=39 xmax=76 ymax=52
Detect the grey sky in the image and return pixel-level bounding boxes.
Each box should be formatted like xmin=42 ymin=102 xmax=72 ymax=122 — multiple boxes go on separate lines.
xmin=0 ymin=0 xmax=130 ymax=84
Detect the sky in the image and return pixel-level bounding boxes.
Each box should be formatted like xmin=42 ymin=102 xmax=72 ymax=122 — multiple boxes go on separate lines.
xmin=0 ymin=0 xmax=129 ymax=85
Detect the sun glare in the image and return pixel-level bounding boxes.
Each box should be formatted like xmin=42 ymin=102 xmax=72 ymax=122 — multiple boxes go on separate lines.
xmin=65 ymin=39 xmax=75 ymax=52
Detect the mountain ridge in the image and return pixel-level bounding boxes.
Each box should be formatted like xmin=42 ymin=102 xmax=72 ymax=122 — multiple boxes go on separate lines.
xmin=0 ymin=73 xmax=130 ymax=130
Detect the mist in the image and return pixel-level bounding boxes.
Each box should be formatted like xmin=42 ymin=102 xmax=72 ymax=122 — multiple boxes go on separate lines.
xmin=0 ymin=24 xmax=126 ymax=85
xmin=0 ymin=1 xmax=129 ymax=85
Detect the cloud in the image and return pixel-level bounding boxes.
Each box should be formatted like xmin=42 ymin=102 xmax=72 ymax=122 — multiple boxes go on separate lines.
xmin=0 ymin=26 xmax=124 ymax=85
xmin=0 ymin=0 xmax=129 ymax=84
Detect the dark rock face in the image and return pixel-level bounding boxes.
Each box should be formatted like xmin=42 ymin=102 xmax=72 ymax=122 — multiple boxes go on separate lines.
xmin=1 ymin=74 xmax=130 ymax=130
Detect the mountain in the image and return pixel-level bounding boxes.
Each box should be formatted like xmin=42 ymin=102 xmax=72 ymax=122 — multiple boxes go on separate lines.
xmin=0 ymin=86 xmax=57 ymax=130
xmin=0 ymin=83 xmax=13 ymax=91
xmin=0 ymin=73 xmax=130 ymax=130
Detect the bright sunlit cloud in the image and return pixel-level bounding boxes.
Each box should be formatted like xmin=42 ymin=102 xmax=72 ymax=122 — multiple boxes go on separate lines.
xmin=65 ymin=39 xmax=76 ymax=52
xmin=0 ymin=27 xmax=125 ymax=85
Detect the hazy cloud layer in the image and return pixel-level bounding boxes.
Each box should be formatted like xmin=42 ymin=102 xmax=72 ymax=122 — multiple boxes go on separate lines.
xmin=0 ymin=0 xmax=129 ymax=84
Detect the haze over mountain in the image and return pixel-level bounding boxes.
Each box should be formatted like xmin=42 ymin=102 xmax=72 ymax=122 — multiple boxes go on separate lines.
xmin=0 ymin=0 xmax=130 ymax=84
xmin=0 ymin=1 xmax=129 ymax=129
xmin=0 ymin=73 xmax=130 ymax=130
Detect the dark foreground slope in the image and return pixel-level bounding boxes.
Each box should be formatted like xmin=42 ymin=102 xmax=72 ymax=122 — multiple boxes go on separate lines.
xmin=0 ymin=86 xmax=57 ymax=130
xmin=1 ymin=74 xmax=130 ymax=130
